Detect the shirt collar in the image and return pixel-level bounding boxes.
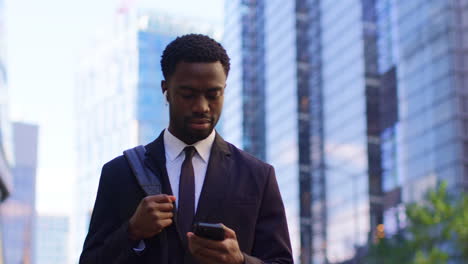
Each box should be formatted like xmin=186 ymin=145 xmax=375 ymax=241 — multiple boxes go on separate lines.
xmin=163 ymin=128 xmax=215 ymax=163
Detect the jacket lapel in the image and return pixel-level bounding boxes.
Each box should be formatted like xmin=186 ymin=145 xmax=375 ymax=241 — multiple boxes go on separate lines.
xmin=194 ymin=133 xmax=232 ymax=222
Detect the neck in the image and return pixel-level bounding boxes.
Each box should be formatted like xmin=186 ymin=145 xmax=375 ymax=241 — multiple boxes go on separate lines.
xmin=167 ymin=127 xmax=212 ymax=145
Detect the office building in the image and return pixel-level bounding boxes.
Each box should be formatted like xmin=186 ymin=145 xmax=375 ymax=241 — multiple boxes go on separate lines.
xmin=224 ymin=0 xmax=382 ymax=262
xmin=0 ymin=0 xmax=12 ymax=203
xmin=223 ymin=1 xmax=305 ymax=262
xmin=34 ymin=214 xmax=69 ymax=264
xmin=0 ymin=122 xmax=38 ymax=264
xmin=222 ymin=0 xmax=468 ymax=263
xmin=225 ymin=0 xmax=468 ymax=262
xmin=377 ymin=0 xmax=468 ymax=236
xmin=222 ymin=0 xmax=266 ymax=160
xmin=0 ymin=1 xmax=11 ymax=262
xmin=72 ymin=7 xmax=219 ymax=262
xmin=319 ymin=0 xmax=383 ymax=262
xmin=0 ymin=233 xmax=3 ymax=264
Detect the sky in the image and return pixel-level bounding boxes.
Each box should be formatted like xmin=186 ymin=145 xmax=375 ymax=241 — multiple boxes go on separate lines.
xmin=5 ymin=0 xmax=223 ymax=214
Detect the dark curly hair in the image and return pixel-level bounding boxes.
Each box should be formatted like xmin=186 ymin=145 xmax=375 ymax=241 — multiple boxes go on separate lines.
xmin=161 ymin=34 xmax=230 ymax=80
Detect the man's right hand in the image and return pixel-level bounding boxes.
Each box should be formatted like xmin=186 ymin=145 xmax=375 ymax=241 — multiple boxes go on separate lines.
xmin=128 ymin=194 xmax=176 ymax=241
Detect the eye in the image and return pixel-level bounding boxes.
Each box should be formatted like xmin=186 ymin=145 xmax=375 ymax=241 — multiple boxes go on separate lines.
xmin=206 ymin=91 xmax=222 ymax=100
xmin=182 ymin=94 xmax=194 ymax=99
xmin=179 ymin=92 xmax=194 ymax=99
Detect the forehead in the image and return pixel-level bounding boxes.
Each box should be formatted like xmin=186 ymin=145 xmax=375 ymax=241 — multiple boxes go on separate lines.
xmin=169 ymin=61 xmax=227 ymax=84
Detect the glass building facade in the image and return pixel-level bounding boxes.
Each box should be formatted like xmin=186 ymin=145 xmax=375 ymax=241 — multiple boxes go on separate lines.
xmin=0 ymin=0 xmax=12 ymax=203
xmin=225 ymin=0 xmax=467 ymax=263
xmin=0 ymin=230 xmax=3 ymax=264
xmin=376 ymin=0 xmax=403 ymax=236
xmin=222 ymin=0 xmax=266 ymax=160
xmin=394 ymin=0 xmax=468 ymax=197
xmin=320 ymin=0 xmax=382 ymax=262
xmin=34 ymin=214 xmax=69 ymax=264
xmin=0 ymin=1 xmax=11 ymax=262
xmin=377 ymin=0 xmax=468 ymax=237
xmin=223 ymin=1 xmax=301 ymax=262
xmin=73 ymin=8 xmax=219 ymax=262
xmin=221 ymin=0 xmax=244 ymax=148
xmin=0 ymin=122 xmax=38 ymax=264
xmin=223 ymin=0 xmax=400 ymax=263
xmin=264 ymin=0 xmax=301 ymax=262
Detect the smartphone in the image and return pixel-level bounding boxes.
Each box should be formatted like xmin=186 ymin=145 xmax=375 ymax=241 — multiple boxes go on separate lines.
xmin=192 ymin=222 xmax=225 ymax=241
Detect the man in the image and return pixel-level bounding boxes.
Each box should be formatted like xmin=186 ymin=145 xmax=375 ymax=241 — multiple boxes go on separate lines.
xmin=79 ymin=34 xmax=293 ymax=264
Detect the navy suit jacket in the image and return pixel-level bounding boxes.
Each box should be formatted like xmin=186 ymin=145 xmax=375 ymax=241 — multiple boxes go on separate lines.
xmin=79 ymin=131 xmax=293 ymax=264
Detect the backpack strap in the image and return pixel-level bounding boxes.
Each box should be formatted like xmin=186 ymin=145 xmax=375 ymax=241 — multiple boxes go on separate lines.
xmin=123 ymin=145 xmax=162 ymax=196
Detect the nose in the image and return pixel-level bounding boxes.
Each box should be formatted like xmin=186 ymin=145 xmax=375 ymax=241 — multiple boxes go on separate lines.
xmin=192 ymin=95 xmax=209 ymax=114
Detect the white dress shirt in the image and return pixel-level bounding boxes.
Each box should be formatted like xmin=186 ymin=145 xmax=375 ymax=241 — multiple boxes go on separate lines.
xmin=134 ymin=128 xmax=215 ymax=252
xmin=164 ymin=128 xmax=215 ymax=211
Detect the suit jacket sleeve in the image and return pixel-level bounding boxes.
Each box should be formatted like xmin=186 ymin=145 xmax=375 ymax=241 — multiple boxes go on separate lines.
xmin=79 ymin=163 xmax=143 ymax=264
xmin=243 ymin=165 xmax=294 ymax=264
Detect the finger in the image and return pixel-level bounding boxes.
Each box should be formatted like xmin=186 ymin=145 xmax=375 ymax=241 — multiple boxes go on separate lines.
xmin=188 ymin=234 xmax=225 ymax=264
xmin=155 ymin=211 xmax=173 ymax=220
xmin=158 ymin=218 xmax=173 ymax=229
xmin=155 ymin=202 xmax=174 ymax=212
xmin=147 ymin=194 xmax=175 ymax=203
xmin=188 ymin=232 xmax=226 ymax=251
xmin=188 ymin=232 xmax=201 ymax=253
xmin=221 ymin=224 xmax=237 ymax=239
xmin=193 ymin=246 xmax=226 ymax=264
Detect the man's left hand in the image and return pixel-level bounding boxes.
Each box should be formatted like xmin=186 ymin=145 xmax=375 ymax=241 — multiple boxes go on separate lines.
xmin=187 ymin=224 xmax=245 ymax=264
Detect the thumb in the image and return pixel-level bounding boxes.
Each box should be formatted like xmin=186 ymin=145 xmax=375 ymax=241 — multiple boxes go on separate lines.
xmin=221 ymin=224 xmax=237 ymax=239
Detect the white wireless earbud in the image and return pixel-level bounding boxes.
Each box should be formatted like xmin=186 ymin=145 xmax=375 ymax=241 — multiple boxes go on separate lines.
xmin=163 ymin=91 xmax=169 ymax=105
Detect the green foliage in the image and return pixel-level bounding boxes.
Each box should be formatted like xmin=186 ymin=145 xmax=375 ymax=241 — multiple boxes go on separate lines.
xmin=413 ymin=248 xmax=448 ymax=264
xmin=365 ymin=233 xmax=413 ymax=264
xmin=365 ymin=182 xmax=468 ymax=264
xmin=452 ymin=194 xmax=468 ymax=260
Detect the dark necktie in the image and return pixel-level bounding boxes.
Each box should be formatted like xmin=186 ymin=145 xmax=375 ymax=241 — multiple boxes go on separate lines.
xmin=178 ymin=146 xmax=196 ymax=236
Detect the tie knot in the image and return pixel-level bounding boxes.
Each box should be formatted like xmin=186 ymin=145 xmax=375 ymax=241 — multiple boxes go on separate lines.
xmin=184 ymin=146 xmax=196 ymax=160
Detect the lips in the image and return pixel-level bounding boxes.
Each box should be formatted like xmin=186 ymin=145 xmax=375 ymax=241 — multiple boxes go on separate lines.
xmin=187 ymin=118 xmax=212 ymax=130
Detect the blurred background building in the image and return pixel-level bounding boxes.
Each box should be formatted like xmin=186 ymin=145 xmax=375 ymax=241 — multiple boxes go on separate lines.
xmin=0 ymin=122 xmax=38 ymax=264
xmin=222 ymin=0 xmax=468 ymax=263
xmin=223 ymin=0 xmax=303 ymax=262
xmin=0 ymin=1 xmax=10 ymax=261
xmin=377 ymin=0 xmax=468 ymax=240
xmin=0 ymin=0 xmax=12 ymax=204
xmin=1 ymin=0 xmax=466 ymax=263
xmin=34 ymin=213 xmax=69 ymax=264
xmin=1 ymin=1 xmax=39 ymax=264
xmin=71 ymin=5 xmax=220 ymax=262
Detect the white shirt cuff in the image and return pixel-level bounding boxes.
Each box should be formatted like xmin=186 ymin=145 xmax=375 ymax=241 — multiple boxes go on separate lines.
xmin=132 ymin=240 xmax=146 ymax=253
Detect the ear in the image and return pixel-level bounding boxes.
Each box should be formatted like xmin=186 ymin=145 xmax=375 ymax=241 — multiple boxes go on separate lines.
xmin=162 ymin=80 xmax=169 ymax=102
xmin=161 ymin=80 xmax=169 ymax=104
